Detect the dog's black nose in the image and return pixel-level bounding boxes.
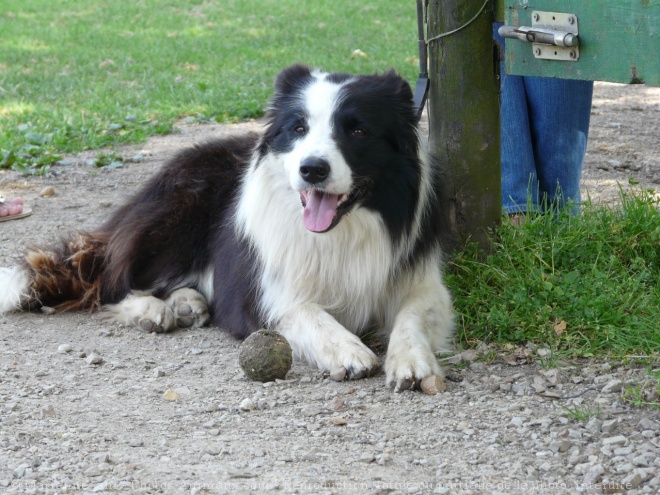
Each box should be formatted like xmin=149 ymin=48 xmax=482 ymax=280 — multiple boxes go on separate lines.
xmin=299 ymin=157 xmax=330 ymax=184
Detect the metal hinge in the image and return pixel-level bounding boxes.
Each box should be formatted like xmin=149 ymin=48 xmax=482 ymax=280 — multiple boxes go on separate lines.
xmin=498 ymin=11 xmax=580 ymax=61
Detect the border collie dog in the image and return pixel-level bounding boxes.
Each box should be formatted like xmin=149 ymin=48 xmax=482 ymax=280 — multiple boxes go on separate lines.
xmin=0 ymin=65 xmax=453 ymax=391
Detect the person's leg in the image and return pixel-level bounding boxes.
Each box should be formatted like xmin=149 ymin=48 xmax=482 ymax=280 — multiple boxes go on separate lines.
xmin=524 ymin=77 xmax=594 ymax=212
xmin=494 ymin=24 xmax=539 ymax=214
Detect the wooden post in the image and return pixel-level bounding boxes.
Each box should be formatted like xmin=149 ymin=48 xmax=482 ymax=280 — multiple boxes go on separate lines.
xmin=426 ymin=0 xmax=501 ymax=252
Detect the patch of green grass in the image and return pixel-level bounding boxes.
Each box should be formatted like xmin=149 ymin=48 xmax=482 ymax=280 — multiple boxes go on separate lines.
xmin=447 ymin=188 xmax=660 ymax=360
xmin=621 ymin=365 xmax=660 ymax=409
xmin=559 ymin=403 xmax=601 ymax=421
xmin=0 ymin=1 xmax=420 ymax=173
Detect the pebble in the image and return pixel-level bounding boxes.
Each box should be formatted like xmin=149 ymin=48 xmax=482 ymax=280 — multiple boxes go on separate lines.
xmin=128 ymin=438 xmax=144 ymax=448
xmin=602 ymin=379 xmax=624 ymax=393
xmin=239 ymin=398 xmax=255 ymax=411
xmin=602 ymin=435 xmax=628 ymax=447
xmin=328 ymin=397 xmax=344 ymax=411
xmin=420 ymin=375 xmax=446 ymax=395
xmin=85 ymin=353 xmax=104 ymax=365
xmin=331 ymin=417 xmax=347 ymax=426
xmin=583 ymin=464 xmax=605 ymax=485
xmin=84 ymin=465 xmax=102 ymax=477
xmin=511 ymin=417 xmax=524 ymax=427
xmin=622 ymin=472 xmax=644 ymax=489
xmin=39 ymin=186 xmax=56 ymax=197
xmin=301 ymin=406 xmax=322 ymax=417
xmin=57 ymin=344 xmax=73 ymax=354
xmin=549 ymin=440 xmax=572 ymax=453
xmin=163 ymin=389 xmax=180 ymax=401
xmin=637 ymin=418 xmax=659 ymax=431
xmin=602 ymin=419 xmax=619 ymax=434
xmin=329 ymin=367 xmax=347 ymax=382
xmin=586 ymin=418 xmax=603 ymax=433
xmin=542 ymin=368 xmax=561 ymax=385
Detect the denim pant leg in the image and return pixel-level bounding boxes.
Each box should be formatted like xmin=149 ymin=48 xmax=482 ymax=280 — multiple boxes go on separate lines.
xmin=524 ymin=77 xmax=594 ymax=211
xmin=500 ymin=70 xmax=539 ymax=214
xmin=495 ymin=23 xmax=538 ymax=214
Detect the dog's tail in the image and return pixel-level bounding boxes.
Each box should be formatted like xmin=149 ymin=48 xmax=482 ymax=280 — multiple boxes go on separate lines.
xmin=0 ymin=232 xmax=107 ymax=314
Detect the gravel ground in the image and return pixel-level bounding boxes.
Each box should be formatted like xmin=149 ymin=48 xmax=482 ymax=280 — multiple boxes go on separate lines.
xmin=0 ymin=82 xmax=659 ymax=495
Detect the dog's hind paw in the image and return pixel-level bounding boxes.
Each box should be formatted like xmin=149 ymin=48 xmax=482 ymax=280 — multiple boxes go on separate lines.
xmin=165 ymin=288 xmax=210 ymax=329
xmin=105 ymin=293 xmax=176 ymax=333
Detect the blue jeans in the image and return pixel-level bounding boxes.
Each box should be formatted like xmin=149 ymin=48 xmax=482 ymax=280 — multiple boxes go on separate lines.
xmin=494 ymin=24 xmax=594 ymax=214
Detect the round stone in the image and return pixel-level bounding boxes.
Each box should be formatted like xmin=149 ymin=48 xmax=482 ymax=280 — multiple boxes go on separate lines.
xmin=238 ymin=330 xmax=292 ymax=382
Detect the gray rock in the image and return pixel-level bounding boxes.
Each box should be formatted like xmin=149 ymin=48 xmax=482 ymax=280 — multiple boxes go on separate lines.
xmin=542 ymin=369 xmax=561 ymax=385
xmin=549 ymin=440 xmax=572 ymax=453
xmin=602 ymin=379 xmax=624 ymax=393
xmin=602 ymin=419 xmax=619 ymax=433
xmin=239 ymin=398 xmax=255 ymax=411
xmin=583 ymin=464 xmax=604 ymax=485
xmin=586 ymin=418 xmax=603 ymax=433
xmin=603 ymin=435 xmax=628 ymax=447
xmin=622 ymin=472 xmax=644 ymax=489
xmin=127 ymin=438 xmax=144 ymax=447
xmin=637 ymin=418 xmax=659 ymax=431
xmin=301 ymin=406 xmax=322 ymax=417
xmin=86 ymin=353 xmax=103 ymax=365
xmin=84 ymin=465 xmax=102 ymax=477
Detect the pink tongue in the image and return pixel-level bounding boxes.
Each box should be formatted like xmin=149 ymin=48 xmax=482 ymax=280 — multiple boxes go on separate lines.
xmin=303 ymin=190 xmax=339 ymax=232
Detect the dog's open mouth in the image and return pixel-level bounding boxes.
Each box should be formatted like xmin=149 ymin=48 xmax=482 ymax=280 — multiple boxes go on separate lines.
xmin=300 ymin=188 xmax=363 ymax=233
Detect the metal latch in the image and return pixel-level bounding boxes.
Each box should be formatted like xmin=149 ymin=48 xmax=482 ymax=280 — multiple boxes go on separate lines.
xmin=498 ymin=11 xmax=579 ymax=61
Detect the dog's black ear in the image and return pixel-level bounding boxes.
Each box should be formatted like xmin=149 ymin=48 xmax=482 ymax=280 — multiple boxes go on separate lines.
xmin=274 ymin=64 xmax=313 ymax=95
xmin=382 ymin=69 xmax=414 ymax=105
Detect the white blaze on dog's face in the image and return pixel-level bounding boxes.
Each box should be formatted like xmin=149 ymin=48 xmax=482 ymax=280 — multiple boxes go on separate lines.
xmin=258 ymin=66 xmax=361 ymax=234
xmin=289 ymin=75 xmax=355 ymax=232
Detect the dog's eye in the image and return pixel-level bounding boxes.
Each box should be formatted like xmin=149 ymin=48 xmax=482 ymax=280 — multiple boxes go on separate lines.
xmin=352 ymin=128 xmax=366 ymax=138
xmin=294 ymin=125 xmax=307 ymax=135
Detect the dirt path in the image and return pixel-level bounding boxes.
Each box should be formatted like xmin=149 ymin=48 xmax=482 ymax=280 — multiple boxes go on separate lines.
xmin=0 ymin=83 xmax=659 ymax=494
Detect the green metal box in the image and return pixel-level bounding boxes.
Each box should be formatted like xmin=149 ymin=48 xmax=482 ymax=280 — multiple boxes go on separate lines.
xmin=501 ymin=0 xmax=660 ymax=85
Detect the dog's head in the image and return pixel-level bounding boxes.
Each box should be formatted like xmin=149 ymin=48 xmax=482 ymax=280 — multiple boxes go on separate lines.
xmin=258 ymin=64 xmax=421 ymax=234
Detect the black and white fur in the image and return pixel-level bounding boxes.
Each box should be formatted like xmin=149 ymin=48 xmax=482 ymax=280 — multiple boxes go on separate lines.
xmin=0 ymin=65 xmax=454 ymax=391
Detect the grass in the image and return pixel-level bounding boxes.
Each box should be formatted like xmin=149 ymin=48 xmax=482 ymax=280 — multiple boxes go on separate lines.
xmin=0 ymin=0 xmax=420 ymax=173
xmin=559 ymin=403 xmax=601 ymax=421
xmin=447 ymin=187 xmax=660 ymax=361
xmin=622 ymin=366 xmax=660 ymax=409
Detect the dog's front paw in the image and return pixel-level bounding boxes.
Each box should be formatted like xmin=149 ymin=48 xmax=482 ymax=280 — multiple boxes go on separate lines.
xmin=165 ymin=288 xmax=210 ymax=328
xmin=328 ymin=336 xmax=380 ymax=380
xmin=384 ymin=346 xmax=443 ymax=392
